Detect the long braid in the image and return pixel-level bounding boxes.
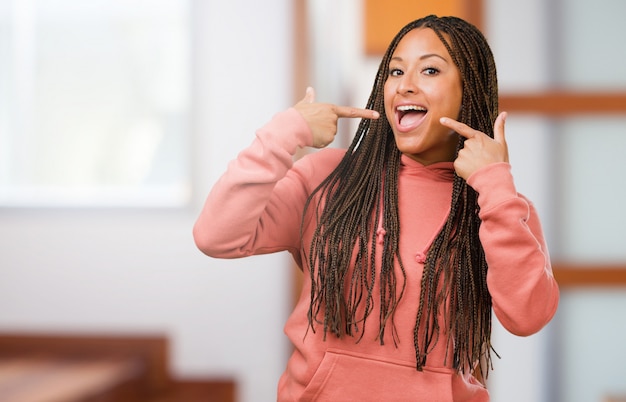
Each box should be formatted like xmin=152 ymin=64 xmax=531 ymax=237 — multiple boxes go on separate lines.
xmin=413 ymin=16 xmax=499 ymax=373
xmin=303 ymin=15 xmax=499 ymax=374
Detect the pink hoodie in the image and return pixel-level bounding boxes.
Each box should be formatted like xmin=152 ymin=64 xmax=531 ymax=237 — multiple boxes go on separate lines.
xmin=193 ymin=109 xmax=559 ymax=401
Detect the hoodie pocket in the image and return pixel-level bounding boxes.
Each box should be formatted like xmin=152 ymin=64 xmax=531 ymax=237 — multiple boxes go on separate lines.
xmin=299 ymin=348 xmax=455 ymax=402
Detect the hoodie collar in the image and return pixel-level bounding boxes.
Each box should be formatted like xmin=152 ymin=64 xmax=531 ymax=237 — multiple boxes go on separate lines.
xmin=399 ymin=154 xmax=455 ymax=182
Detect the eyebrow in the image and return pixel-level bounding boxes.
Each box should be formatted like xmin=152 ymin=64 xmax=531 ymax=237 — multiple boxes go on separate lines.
xmin=391 ymin=54 xmax=449 ymax=63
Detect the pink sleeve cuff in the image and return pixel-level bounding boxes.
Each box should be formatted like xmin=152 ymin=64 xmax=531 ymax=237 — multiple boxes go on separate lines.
xmin=259 ymin=108 xmax=313 ymax=152
xmin=466 ymin=162 xmax=518 ymax=214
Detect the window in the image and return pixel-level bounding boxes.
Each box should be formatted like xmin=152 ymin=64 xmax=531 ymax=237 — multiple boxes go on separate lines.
xmin=495 ymin=1 xmax=626 ymax=401
xmin=0 ymin=0 xmax=191 ymax=207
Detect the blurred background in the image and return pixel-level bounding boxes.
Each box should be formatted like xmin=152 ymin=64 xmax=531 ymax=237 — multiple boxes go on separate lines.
xmin=0 ymin=0 xmax=625 ymax=401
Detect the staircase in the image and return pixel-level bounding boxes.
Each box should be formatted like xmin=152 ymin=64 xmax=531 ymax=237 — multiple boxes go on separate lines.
xmin=0 ymin=333 xmax=235 ymax=402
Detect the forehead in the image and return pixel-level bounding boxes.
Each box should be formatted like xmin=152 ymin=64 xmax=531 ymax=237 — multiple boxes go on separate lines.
xmin=391 ymin=27 xmax=452 ymax=61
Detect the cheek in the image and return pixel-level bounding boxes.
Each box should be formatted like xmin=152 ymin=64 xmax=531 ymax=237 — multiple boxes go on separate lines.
xmin=451 ymin=80 xmax=463 ymax=112
xmin=443 ymin=84 xmax=463 ymax=116
xmin=453 ymin=96 xmax=463 ymax=118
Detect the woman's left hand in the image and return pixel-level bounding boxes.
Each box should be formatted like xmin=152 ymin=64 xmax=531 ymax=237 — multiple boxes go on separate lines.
xmin=440 ymin=112 xmax=509 ymax=180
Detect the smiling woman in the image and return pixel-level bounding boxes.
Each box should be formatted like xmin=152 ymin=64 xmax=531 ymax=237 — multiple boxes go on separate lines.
xmin=193 ymin=14 xmax=558 ymax=401
xmin=296 ymin=2 xmax=626 ymax=401
xmin=383 ymin=28 xmax=462 ymax=166
xmin=0 ymin=0 xmax=191 ymax=207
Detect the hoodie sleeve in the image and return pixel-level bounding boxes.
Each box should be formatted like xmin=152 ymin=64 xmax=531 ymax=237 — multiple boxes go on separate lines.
xmin=467 ymin=162 xmax=559 ymax=336
xmin=193 ymin=108 xmax=314 ymax=259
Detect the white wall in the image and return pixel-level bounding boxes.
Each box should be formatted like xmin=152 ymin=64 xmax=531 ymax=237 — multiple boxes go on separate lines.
xmin=484 ymin=1 xmax=554 ymax=401
xmin=0 ymin=1 xmax=293 ymax=402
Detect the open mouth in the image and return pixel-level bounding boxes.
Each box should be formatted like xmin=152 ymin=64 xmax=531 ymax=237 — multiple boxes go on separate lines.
xmin=396 ymin=105 xmax=427 ymax=130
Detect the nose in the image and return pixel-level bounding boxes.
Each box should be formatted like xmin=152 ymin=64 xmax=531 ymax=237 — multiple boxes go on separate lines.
xmin=397 ymin=73 xmax=418 ymax=94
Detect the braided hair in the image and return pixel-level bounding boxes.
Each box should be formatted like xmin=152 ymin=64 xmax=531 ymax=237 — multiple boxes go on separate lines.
xmin=303 ymin=15 xmax=499 ymax=374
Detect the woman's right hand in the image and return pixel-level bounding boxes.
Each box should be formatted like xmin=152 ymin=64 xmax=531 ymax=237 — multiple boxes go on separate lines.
xmin=293 ymin=87 xmax=379 ymax=148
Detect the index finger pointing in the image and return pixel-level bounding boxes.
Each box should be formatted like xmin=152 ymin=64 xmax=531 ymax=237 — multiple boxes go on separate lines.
xmin=440 ymin=117 xmax=479 ymax=139
xmin=334 ymin=105 xmax=380 ymax=120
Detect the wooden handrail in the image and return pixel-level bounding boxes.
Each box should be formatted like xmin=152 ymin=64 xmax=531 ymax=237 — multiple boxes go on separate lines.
xmin=500 ymin=92 xmax=626 ymax=115
xmin=553 ymin=264 xmax=626 ymax=287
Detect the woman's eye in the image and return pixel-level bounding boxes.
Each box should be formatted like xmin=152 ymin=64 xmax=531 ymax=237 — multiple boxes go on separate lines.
xmin=389 ymin=68 xmax=403 ymax=77
xmin=423 ymin=67 xmax=440 ymax=75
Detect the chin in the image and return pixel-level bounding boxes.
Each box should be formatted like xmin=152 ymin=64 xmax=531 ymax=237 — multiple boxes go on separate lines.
xmin=393 ymin=134 xmax=423 ymax=153
xmin=395 ymin=145 xmax=425 ymax=159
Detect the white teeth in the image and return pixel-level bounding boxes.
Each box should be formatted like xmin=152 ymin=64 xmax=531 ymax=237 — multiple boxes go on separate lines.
xmin=397 ymin=105 xmax=426 ymax=112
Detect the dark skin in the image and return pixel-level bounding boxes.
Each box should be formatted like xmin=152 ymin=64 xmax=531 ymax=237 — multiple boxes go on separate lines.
xmin=294 ymin=87 xmax=379 ymax=148
xmin=294 ymin=86 xmax=509 ymax=182
xmin=440 ymin=113 xmax=509 ymax=180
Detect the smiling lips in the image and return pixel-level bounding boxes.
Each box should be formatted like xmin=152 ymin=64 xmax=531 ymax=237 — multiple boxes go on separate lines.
xmin=396 ymin=104 xmax=427 ymax=132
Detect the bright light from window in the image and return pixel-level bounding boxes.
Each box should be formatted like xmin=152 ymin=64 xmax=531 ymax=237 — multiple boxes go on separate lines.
xmin=0 ymin=0 xmax=191 ymax=207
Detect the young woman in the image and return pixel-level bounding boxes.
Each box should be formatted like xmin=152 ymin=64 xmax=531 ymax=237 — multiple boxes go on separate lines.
xmin=194 ymin=15 xmax=559 ymax=401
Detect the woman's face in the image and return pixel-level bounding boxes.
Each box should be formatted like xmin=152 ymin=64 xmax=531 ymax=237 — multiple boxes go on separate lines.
xmin=383 ymin=27 xmax=463 ymax=165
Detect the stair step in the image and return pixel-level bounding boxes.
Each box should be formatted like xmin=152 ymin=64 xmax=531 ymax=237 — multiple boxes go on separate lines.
xmin=147 ymin=380 xmax=236 ymax=402
xmin=0 ymin=355 xmax=146 ymax=402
